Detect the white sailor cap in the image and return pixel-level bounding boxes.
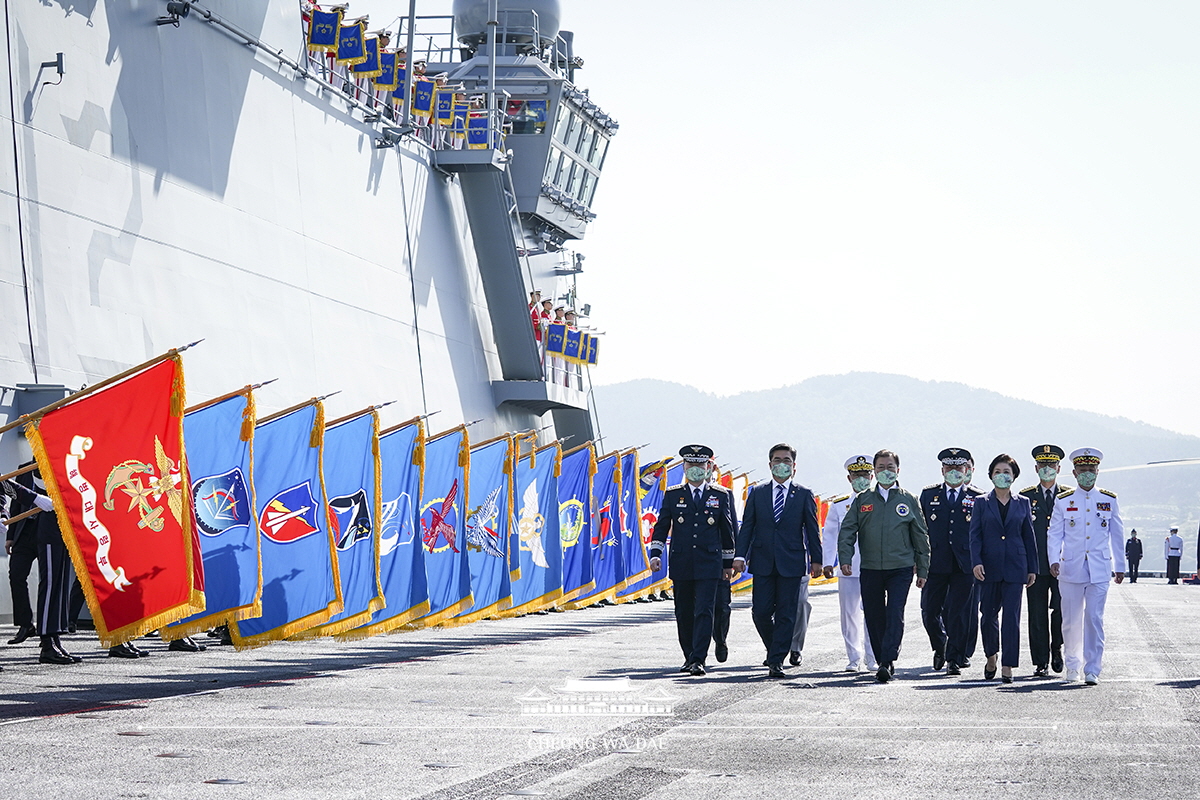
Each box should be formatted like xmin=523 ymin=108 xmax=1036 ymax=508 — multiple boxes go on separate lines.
xmin=1070 ymin=447 xmax=1103 ymax=466
xmin=844 ymin=455 xmax=873 ymax=473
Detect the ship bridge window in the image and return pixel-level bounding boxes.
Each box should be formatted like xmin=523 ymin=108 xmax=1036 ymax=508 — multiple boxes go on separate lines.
xmin=589 ymin=136 xmax=609 ymax=169
xmin=506 ymin=99 xmax=548 ymax=134
xmin=553 ymin=104 xmax=571 ymax=140
xmin=545 ymin=148 xmax=568 ymax=186
xmin=579 ymin=171 xmax=595 ymax=204
xmin=567 ymin=161 xmax=584 ymax=198
xmin=577 ymin=125 xmax=596 ymax=160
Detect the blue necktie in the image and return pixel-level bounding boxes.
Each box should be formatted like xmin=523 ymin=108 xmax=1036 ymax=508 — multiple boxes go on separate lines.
xmin=774 ymin=484 xmax=785 ymax=523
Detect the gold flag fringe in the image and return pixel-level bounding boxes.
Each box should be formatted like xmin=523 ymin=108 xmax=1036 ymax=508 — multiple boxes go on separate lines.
xmin=169 ymin=355 xmax=186 ymax=418
xmin=506 ymin=587 xmax=563 ymax=617
xmin=337 ymin=599 xmax=431 ymax=641
xmin=406 ymin=595 xmax=474 ymax=629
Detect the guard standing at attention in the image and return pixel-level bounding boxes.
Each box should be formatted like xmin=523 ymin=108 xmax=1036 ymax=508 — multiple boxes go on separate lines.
xmin=1020 ymin=444 xmax=1067 ymax=676
xmin=1047 ymin=447 xmax=1124 ymax=685
xmin=1165 ymin=526 xmax=1184 ymax=584
xmin=1125 ymin=530 xmax=1143 ymax=583
xmin=920 ymin=448 xmax=984 ymax=676
xmin=649 ymin=445 xmax=736 ymax=676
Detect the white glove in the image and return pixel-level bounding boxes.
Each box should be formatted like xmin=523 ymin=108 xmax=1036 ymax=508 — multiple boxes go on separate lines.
xmin=33 ymin=494 xmax=55 ymax=513
xmin=0 ymin=521 xmax=7 ymax=538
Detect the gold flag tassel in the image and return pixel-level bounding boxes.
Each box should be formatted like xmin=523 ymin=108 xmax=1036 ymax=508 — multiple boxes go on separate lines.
xmin=169 ymin=354 xmax=186 ymax=418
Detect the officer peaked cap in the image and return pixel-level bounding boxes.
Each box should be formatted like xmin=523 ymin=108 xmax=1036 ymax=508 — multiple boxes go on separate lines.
xmin=844 ymin=455 xmax=873 ymax=473
xmin=1070 ymin=447 xmax=1103 ymax=466
xmin=1032 ymin=444 xmax=1065 ymax=463
xmin=937 ymin=448 xmax=971 ymax=466
xmin=679 ymin=444 xmax=714 ymax=463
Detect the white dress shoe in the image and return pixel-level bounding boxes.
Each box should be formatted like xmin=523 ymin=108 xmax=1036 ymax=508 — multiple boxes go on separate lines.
xmin=1084 ymin=673 xmax=1099 ymax=685
xmin=844 ymin=662 xmax=860 ymax=672
xmin=1064 ymin=669 xmax=1081 ymax=682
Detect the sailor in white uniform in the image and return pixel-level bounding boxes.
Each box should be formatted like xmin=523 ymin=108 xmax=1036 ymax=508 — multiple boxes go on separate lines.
xmin=1047 ymin=447 xmax=1124 ymax=685
xmin=821 ymin=455 xmax=877 ymax=672
xmin=1165 ymin=526 xmax=1184 ymax=584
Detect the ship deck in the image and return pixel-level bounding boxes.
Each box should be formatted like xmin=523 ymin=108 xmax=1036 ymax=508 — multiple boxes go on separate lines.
xmin=2 ymin=580 xmax=1198 ymax=798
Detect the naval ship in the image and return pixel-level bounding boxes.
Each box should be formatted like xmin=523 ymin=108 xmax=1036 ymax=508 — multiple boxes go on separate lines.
xmin=0 ymin=0 xmax=616 ymax=617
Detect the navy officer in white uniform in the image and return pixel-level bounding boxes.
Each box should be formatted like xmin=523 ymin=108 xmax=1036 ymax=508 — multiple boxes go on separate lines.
xmin=1047 ymin=447 xmax=1124 ymax=685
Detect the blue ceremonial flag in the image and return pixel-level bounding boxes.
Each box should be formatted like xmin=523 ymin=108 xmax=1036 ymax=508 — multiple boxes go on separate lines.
xmin=645 ymin=461 xmax=684 ymax=596
xmin=336 ymin=20 xmax=368 ymax=66
xmin=414 ymin=427 xmax=473 ymax=625
xmin=563 ymin=329 xmax=583 ymax=362
xmin=452 ymin=436 xmax=514 ymax=624
xmin=545 ymin=324 xmax=566 ymax=355
xmin=467 ymin=113 xmax=490 ymax=149
xmin=618 ymin=457 xmax=672 ymax=601
xmin=618 ymin=450 xmax=650 ymax=591
xmin=413 ymin=79 xmax=434 ymax=118
xmin=732 ymin=478 xmax=756 ymax=593
xmin=307 ymin=8 xmax=342 ymax=52
xmin=587 ymin=337 xmax=599 ymax=366
xmin=391 ymin=66 xmax=408 ymax=104
xmin=567 ymin=451 xmax=625 ymax=607
xmin=231 ymin=402 xmax=342 ymax=647
xmin=435 ymin=89 xmax=455 ymax=125
xmin=301 ymin=411 xmax=384 ymax=638
xmin=164 ymin=390 xmax=261 ymax=638
xmin=375 ymin=51 xmax=400 ymax=91
xmin=352 ymin=36 xmax=383 ymax=79
xmin=509 ymin=442 xmax=563 ymax=614
xmin=557 ymin=444 xmax=596 ymax=603
xmin=347 ymin=418 xmax=429 ymax=637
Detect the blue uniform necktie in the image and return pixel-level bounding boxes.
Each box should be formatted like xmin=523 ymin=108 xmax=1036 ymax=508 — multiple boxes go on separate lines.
xmin=693 ymin=488 xmax=701 ymax=506
xmin=774 ymin=484 xmax=785 ymax=522
xmin=948 ymin=489 xmax=958 ymax=505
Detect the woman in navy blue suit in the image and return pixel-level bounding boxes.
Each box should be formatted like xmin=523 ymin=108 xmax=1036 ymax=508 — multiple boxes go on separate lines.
xmin=969 ymin=454 xmax=1039 ymax=683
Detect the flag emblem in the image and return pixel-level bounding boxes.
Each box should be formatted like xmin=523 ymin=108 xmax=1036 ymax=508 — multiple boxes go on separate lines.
xmin=421 ymin=478 xmax=459 ymax=553
xmin=329 ymin=488 xmax=373 ymax=550
xmin=101 ymin=436 xmax=184 ymax=532
xmin=191 ymin=467 xmax=251 ymax=537
xmin=378 ymin=492 xmax=415 ymax=556
xmin=465 ymin=486 xmax=504 ymax=558
xmin=559 ymin=498 xmax=584 ymax=546
xmin=517 ymin=480 xmax=548 ymax=568
xmin=259 ymin=482 xmax=320 ymax=543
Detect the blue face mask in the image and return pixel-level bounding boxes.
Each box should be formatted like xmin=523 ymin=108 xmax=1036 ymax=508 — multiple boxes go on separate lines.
xmin=685 ymin=466 xmax=709 ymax=484
xmin=851 ymin=476 xmax=872 ymax=493
xmin=771 ymin=463 xmax=793 ymax=480
xmin=876 ymin=470 xmax=898 ymax=487
xmin=1077 ymin=471 xmax=1097 ymax=490
xmin=943 ymin=469 xmax=965 ymax=487
xmin=992 ymin=474 xmax=1014 ymax=490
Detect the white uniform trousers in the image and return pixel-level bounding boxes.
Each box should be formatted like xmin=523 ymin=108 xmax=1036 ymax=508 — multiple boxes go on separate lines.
xmin=1059 ymin=579 xmax=1110 ymax=675
xmin=836 ymin=575 xmax=876 ymax=668
xmin=789 ymin=575 xmax=812 ymax=652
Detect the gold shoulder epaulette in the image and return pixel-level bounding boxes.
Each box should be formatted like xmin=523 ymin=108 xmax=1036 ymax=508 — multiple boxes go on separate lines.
xmin=1057 ymin=487 xmax=1075 ymax=499
xmin=1099 ymin=488 xmax=1117 ymax=498
xmin=831 ymin=494 xmax=850 ymax=504
xmin=1018 ymin=485 xmax=1037 ymax=495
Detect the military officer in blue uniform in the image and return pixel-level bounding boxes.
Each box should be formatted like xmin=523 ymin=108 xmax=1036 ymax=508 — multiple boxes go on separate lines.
xmin=1019 ymin=443 xmax=1067 ymax=676
xmin=649 ymin=445 xmax=736 ymax=676
xmin=920 ymin=448 xmax=985 ymax=675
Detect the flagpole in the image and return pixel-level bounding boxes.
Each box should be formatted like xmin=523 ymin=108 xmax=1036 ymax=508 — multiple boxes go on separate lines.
xmin=0 ymin=464 xmax=35 ymax=483
xmin=0 ymin=506 xmax=40 ymax=526
xmin=184 ymin=378 xmax=278 ymax=415
xmin=326 ymin=401 xmax=395 ymax=428
xmin=256 ymin=391 xmax=341 ymax=425
xmin=0 ymin=340 xmax=204 ymax=436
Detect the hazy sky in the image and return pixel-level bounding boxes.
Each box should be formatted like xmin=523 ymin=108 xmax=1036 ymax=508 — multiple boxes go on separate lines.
xmin=351 ymin=1 xmax=1200 ymax=438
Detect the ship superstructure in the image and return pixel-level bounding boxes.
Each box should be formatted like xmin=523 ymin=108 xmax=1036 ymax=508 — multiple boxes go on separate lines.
xmin=0 ymin=0 xmax=616 ymax=468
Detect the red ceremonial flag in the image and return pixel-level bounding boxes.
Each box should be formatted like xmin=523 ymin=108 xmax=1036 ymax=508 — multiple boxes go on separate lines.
xmin=24 ymin=356 xmax=204 ymax=646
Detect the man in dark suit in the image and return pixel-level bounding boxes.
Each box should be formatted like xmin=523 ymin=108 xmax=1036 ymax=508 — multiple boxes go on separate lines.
xmin=1125 ymin=530 xmax=1143 ymax=583
xmin=649 ymin=445 xmax=736 ymax=676
xmin=920 ymin=448 xmax=985 ymax=676
xmin=733 ymin=443 xmax=821 ymax=678
xmin=1019 ymin=443 xmax=1067 ymax=676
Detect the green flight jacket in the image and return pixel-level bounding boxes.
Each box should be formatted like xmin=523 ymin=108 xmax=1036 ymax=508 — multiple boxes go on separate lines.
xmin=838 ymin=486 xmax=931 ymax=579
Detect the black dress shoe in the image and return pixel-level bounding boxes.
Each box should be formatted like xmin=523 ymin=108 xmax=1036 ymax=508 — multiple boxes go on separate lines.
xmin=109 ymin=642 xmax=140 ymax=659
xmin=1051 ymin=651 xmax=1064 ymax=673
xmin=875 ymin=665 xmax=893 ymax=683
xmin=8 ymin=625 xmax=36 ymax=645
xmin=690 ymin=662 xmax=706 ymax=676
xmin=984 ymin=664 xmax=997 ymax=681
xmin=131 ymin=643 xmax=150 ymax=657
xmin=168 ymin=636 xmax=206 ymax=653
xmin=933 ymin=651 xmax=945 ymax=671
xmin=1033 ymin=665 xmax=1049 ymax=678
xmin=762 ymin=659 xmax=770 ymax=667
xmin=888 ymin=663 xmax=895 ymax=676
xmin=960 ymin=657 xmax=972 ymax=668
xmin=715 ymin=644 xmax=728 ymax=663
xmin=946 ymin=663 xmax=961 ymax=676
xmin=678 ymin=662 xmax=693 ymax=673
xmin=40 ymin=645 xmax=77 ymax=665
xmin=50 ymin=637 xmax=82 ymax=663
xmin=789 ymin=650 xmax=802 ymax=667
xmin=768 ymin=664 xmax=786 ymax=679
xmin=1002 ymin=674 xmax=1013 ymax=684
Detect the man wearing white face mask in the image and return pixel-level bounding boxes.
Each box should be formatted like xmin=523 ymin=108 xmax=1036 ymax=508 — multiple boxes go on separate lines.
xmin=1047 ymin=447 xmax=1124 ymax=685
xmin=649 ymin=444 xmax=736 ymax=677
xmin=734 ymin=443 xmax=822 ymax=679
xmin=821 ymin=455 xmax=878 ymax=672
xmin=1019 ymin=444 xmax=1068 ymax=676
xmin=920 ymin=448 xmax=985 ymax=676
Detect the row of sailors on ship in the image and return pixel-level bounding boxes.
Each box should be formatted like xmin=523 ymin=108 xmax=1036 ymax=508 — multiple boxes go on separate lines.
xmin=301 ymin=2 xmax=509 ymax=150
xmin=529 ymin=291 xmax=586 ymax=390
